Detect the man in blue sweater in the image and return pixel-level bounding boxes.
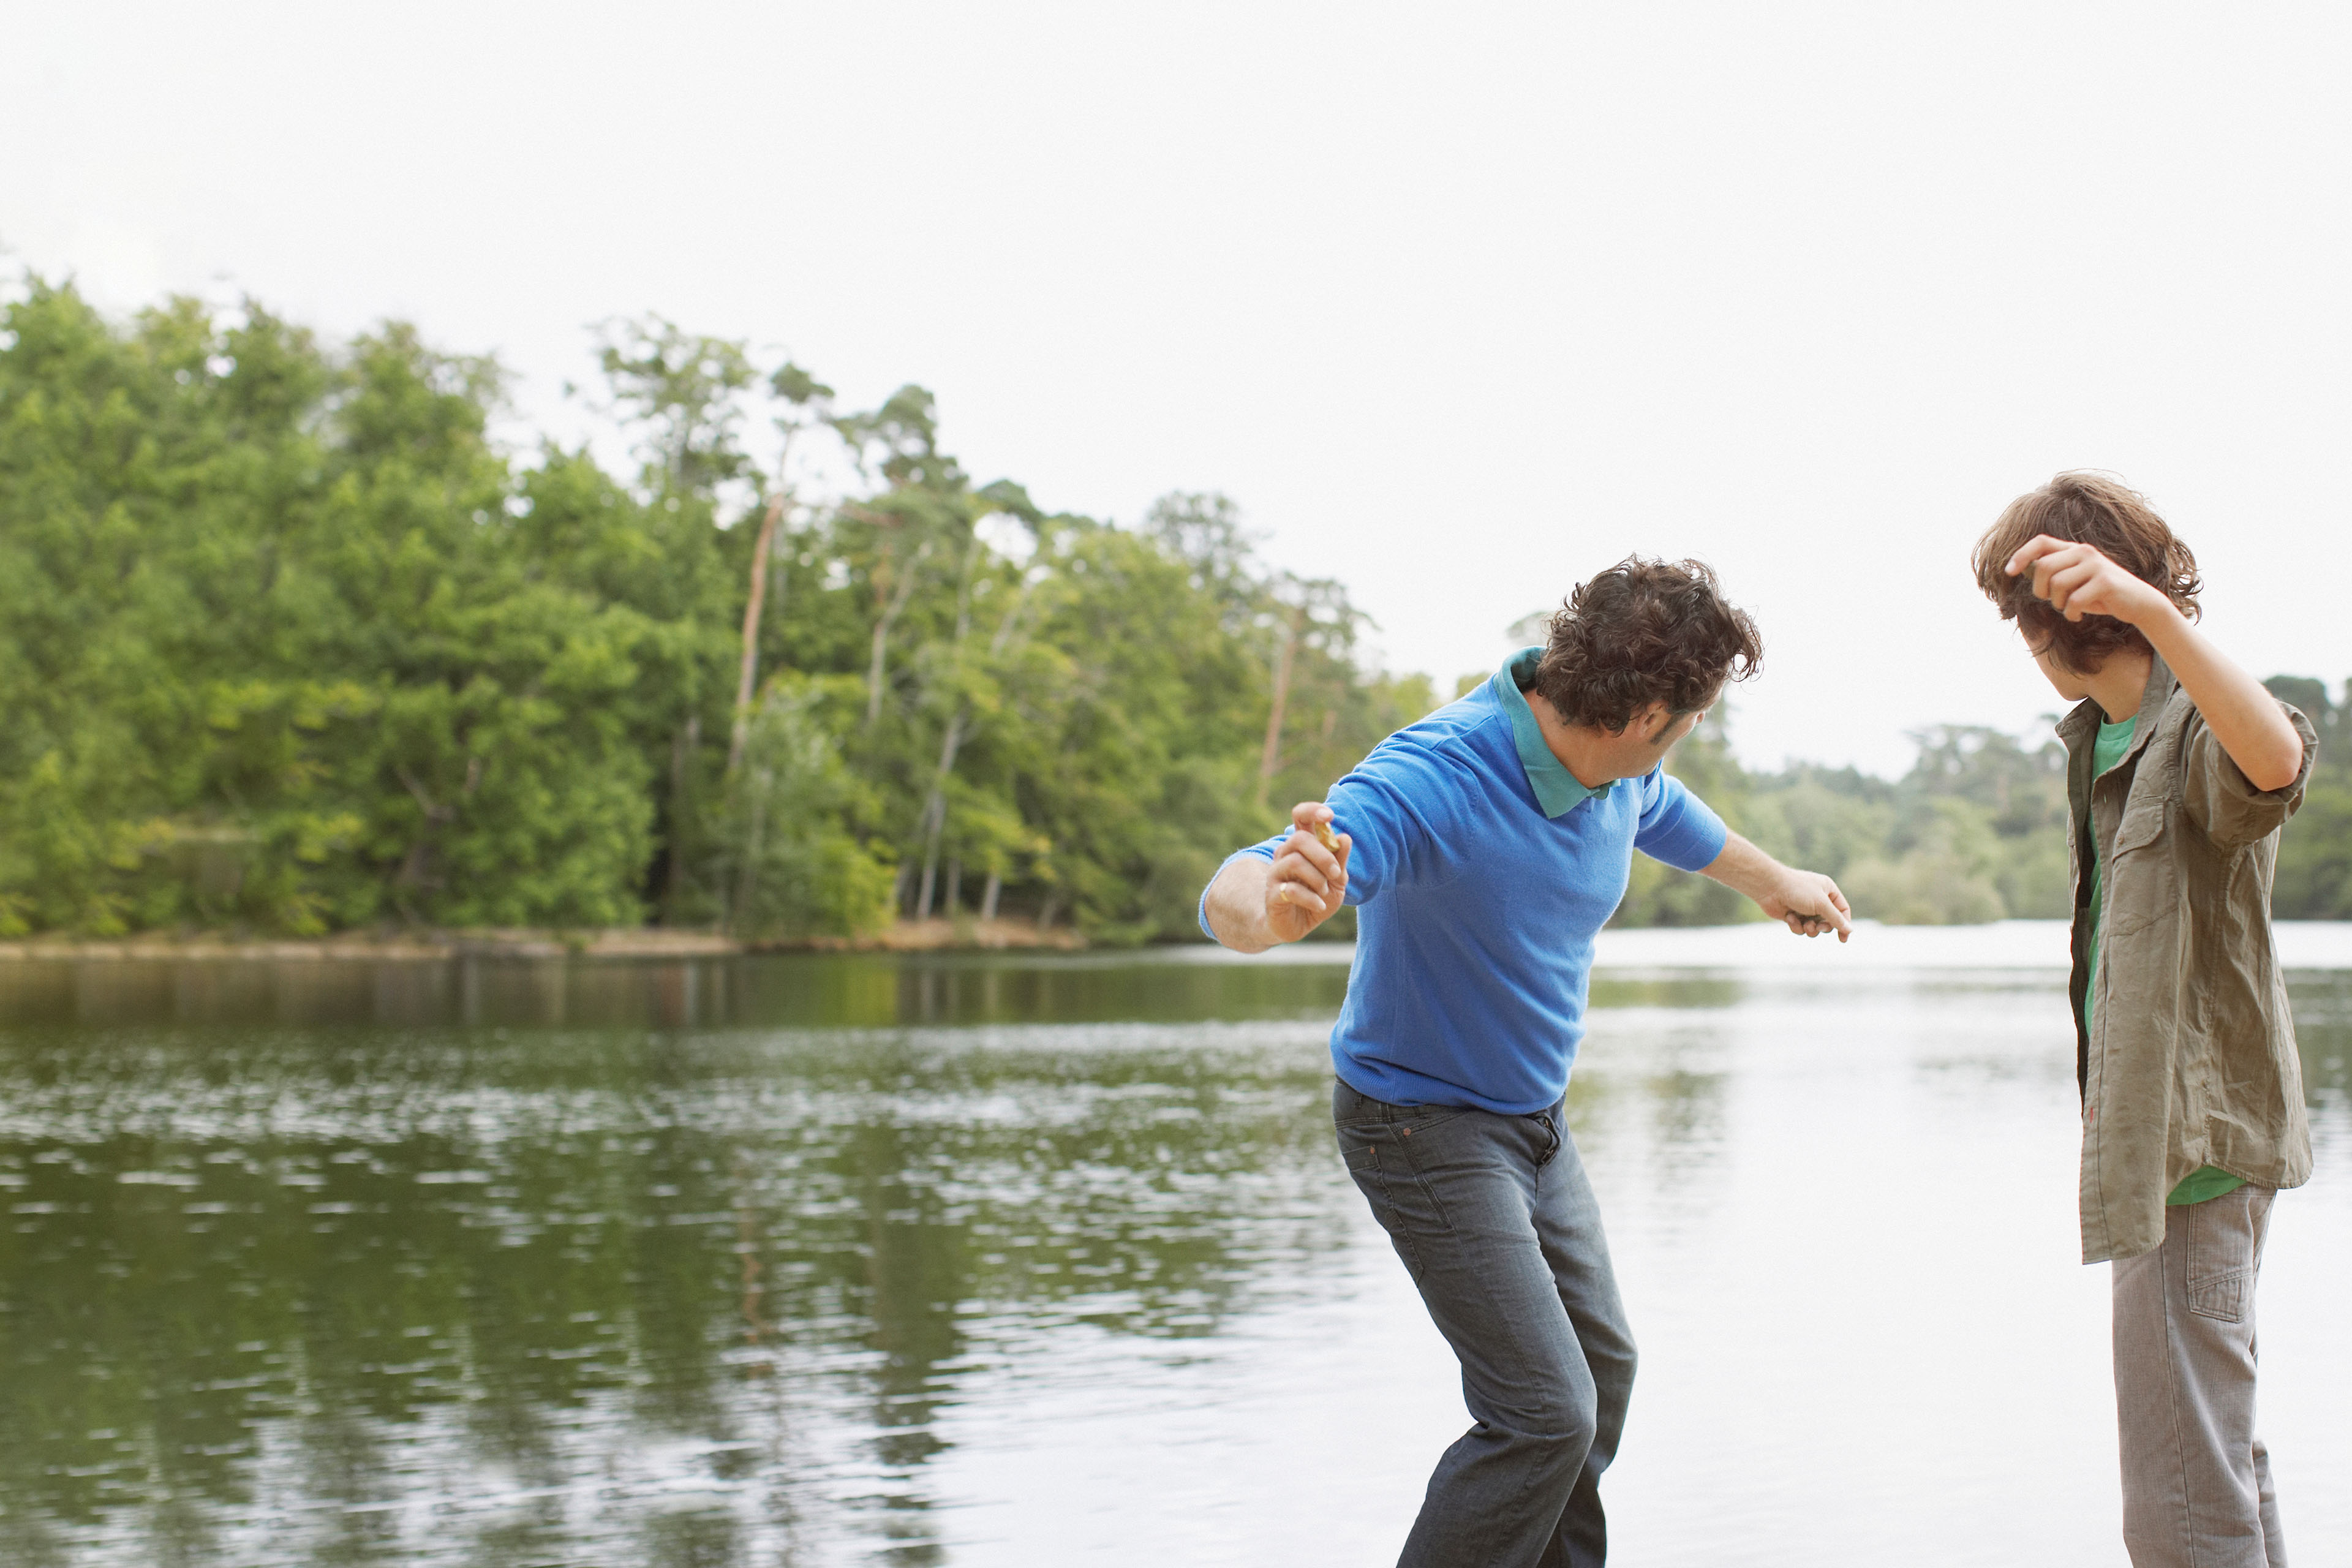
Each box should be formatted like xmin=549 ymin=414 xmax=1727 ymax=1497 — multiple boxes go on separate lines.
xmin=1201 ymin=557 xmax=1850 ymax=1568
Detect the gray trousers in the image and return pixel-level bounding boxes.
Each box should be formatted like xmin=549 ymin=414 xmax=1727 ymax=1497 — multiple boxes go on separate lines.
xmin=1333 ymin=1080 xmax=1635 ymax=1568
xmin=2113 ymin=1185 xmax=2285 ymax=1567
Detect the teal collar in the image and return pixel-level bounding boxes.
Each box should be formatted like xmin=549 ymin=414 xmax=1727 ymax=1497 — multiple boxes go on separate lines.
xmin=1490 ymin=647 xmax=1613 ymax=818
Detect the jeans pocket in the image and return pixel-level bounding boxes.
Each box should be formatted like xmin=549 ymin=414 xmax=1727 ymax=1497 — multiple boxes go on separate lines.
xmin=1332 ymin=1079 xmax=1466 ymax=1131
xmin=1332 ymin=1080 xmax=1380 ymax=1128
xmin=2188 ymin=1270 xmax=2250 ymax=1322
xmin=1335 ymin=1128 xmax=1447 ymax=1283
xmin=2185 ymin=1194 xmax=2255 ymax=1324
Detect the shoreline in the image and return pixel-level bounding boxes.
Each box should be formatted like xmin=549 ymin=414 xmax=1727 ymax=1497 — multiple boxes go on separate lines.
xmin=0 ymin=917 xmax=1087 ymax=963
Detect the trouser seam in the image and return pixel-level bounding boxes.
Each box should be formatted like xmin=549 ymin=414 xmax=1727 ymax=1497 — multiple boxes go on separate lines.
xmin=2164 ymin=1216 xmax=2199 ymax=1566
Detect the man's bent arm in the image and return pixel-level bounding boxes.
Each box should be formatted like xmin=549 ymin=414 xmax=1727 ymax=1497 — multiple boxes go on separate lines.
xmin=1700 ymin=831 xmax=1853 ymax=941
xmin=1204 ymin=801 xmax=1352 ymax=953
xmin=1204 ymin=856 xmax=1287 ymax=954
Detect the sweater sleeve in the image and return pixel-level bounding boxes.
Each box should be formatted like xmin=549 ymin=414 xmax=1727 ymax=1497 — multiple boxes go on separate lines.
xmin=1193 ymin=734 xmax=1462 ymax=938
xmin=1323 ymin=739 xmax=1466 ymax=906
xmin=1632 ymin=766 xmax=1728 ymax=872
xmin=1197 ymin=833 xmax=1287 ymax=940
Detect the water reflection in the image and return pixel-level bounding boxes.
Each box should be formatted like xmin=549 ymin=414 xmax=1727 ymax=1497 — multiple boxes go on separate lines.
xmin=0 ymin=951 xmax=1366 ymax=1033
xmin=0 ymin=969 xmax=1395 ymax=1564
xmin=0 ymin=950 xmax=2341 ymax=1565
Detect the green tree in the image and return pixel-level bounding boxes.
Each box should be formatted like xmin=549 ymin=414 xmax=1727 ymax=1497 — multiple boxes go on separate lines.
xmin=2267 ymin=676 xmax=2352 ymax=918
xmin=0 ymin=284 xmax=724 ymax=932
xmin=37 ymin=276 xmax=2204 ymax=946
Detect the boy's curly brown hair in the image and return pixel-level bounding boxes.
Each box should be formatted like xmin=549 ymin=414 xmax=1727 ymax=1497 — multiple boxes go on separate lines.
xmin=1971 ymin=472 xmax=2201 ymax=674
xmin=1529 ymin=557 xmax=1762 ymax=733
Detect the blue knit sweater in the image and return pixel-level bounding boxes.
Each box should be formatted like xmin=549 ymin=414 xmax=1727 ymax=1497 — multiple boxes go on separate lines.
xmin=1204 ymin=653 xmax=1727 ymax=1114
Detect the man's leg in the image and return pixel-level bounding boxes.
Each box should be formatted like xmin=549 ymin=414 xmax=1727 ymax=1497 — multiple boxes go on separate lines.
xmin=1335 ymin=1082 xmax=1626 ymax=1568
xmin=2113 ymin=1185 xmax=2283 ymax=1568
xmin=1529 ymin=1109 xmax=1635 ymax=1568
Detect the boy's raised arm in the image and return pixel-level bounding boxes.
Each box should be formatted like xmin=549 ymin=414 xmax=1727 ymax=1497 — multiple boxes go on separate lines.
xmin=2007 ymin=535 xmax=2305 ymax=791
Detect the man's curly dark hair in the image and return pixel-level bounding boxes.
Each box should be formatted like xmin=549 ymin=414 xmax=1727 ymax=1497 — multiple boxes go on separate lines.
xmin=1529 ymin=557 xmax=1762 ymax=733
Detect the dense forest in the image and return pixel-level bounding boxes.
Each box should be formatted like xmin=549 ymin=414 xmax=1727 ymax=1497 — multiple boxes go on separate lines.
xmin=1 ymin=281 xmax=2345 ymax=942
xmin=1634 ymin=698 xmax=2350 ymax=928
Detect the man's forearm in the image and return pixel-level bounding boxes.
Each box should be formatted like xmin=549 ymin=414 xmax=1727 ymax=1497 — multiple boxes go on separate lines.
xmin=1697 ymin=830 xmax=1781 ymax=903
xmin=2140 ymin=610 xmax=2305 ymax=792
xmin=1204 ymin=858 xmax=1281 ymax=954
xmin=1206 ymin=804 xmax=1352 ymax=951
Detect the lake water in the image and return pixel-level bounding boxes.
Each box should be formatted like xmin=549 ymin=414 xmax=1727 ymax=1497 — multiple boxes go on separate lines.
xmin=2 ymin=922 xmax=2348 ymax=1567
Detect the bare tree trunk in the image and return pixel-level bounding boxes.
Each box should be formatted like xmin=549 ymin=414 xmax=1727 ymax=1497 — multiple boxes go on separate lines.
xmin=728 ymin=490 xmax=788 ymax=774
xmin=866 ymin=617 xmax=892 ymax=728
xmin=665 ymin=714 xmax=701 ymax=921
xmin=1257 ymin=605 xmax=1300 ymax=809
xmin=913 ymin=709 xmax=968 ymax=919
xmin=912 ymin=531 xmax=993 ymax=921
xmin=980 ymin=870 xmax=1001 ymax=921
xmin=864 ymin=543 xmax=930 ymax=729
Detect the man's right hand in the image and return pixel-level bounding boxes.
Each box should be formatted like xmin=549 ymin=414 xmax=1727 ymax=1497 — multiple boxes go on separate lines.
xmin=1264 ymin=801 xmax=1352 ymax=943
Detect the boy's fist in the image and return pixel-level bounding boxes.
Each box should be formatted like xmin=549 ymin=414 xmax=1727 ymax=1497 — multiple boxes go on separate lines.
xmin=2007 ymin=535 xmax=2170 ymax=627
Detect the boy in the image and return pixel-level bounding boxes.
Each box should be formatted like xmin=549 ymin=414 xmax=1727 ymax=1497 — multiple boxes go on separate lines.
xmin=1973 ymin=473 xmax=2316 ymax=1567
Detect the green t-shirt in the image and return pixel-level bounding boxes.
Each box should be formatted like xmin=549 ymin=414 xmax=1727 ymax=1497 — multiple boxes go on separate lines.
xmin=2082 ymin=712 xmax=2244 ymax=1208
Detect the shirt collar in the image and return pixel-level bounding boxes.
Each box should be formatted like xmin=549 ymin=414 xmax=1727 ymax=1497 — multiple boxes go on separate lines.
xmin=2057 ymin=650 xmax=2177 ymax=767
xmin=1490 ymin=647 xmax=1614 ymax=818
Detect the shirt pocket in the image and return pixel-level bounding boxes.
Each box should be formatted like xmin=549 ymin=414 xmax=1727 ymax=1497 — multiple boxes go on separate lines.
xmin=2104 ymin=801 xmax=2170 ymax=937
xmin=2111 ymin=799 xmax=2168 ymax=858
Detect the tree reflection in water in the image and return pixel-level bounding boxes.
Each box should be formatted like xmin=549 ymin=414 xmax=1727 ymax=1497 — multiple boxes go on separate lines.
xmin=0 ymin=954 xmax=1367 ymax=1565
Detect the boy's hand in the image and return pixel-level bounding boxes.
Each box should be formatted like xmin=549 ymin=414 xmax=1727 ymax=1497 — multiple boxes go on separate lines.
xmin=1758 ymin=870 xmax=1852 ymax=941
xmin=2007 ymin=535 xmax=2173 ymax=627
xmin=1265 ymin=801 xmax=1351 ymax=943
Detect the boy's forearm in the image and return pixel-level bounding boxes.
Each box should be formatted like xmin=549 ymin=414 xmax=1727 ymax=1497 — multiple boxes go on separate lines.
xmin=2139 ymin=610 xmax=2305 ymax=792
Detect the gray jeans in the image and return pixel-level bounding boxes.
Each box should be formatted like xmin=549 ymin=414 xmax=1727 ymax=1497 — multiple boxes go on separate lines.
xmin=1333 ymin=1080 xmax=1634 ymax=1568
xmin=2113 ymin=1185 xmax=2285 ymax=1567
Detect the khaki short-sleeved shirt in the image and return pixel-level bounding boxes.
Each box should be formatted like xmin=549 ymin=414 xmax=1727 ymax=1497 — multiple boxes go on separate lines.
xmin=2062 ymin=652 xmax=2318 ymax=1264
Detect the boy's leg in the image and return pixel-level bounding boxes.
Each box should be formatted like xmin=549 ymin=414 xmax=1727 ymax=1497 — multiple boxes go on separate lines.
xmin=1333 ymin=1083 xmax=1613 ymax=1568
xmin=2112 ymin=1186 xmax=2283 ymax=1568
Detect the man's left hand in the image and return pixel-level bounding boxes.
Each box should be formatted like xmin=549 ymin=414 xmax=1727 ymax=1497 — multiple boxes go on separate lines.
xmin=1759 ymin=872 xmax=1852 ymax=941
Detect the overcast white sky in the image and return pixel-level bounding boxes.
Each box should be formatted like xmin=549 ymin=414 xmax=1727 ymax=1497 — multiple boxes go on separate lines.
xmin=7 ymin=1 xmax=2348 ymax=775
